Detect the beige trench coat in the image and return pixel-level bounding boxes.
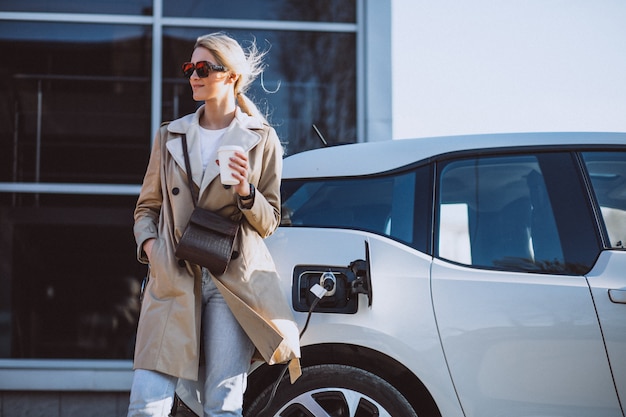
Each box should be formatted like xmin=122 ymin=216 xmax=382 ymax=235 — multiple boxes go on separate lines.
xmin=133 ymin=106 xmax=301 ymax=381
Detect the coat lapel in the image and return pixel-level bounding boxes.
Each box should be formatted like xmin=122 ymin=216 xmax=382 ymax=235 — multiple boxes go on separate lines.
xmin=165 ymin=129 xmax=203 ymax=188
xmin=166 ymin=110 xmax=203 ymax=188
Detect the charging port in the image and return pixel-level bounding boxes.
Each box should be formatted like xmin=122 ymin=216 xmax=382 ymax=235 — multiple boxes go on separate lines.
xmin=292 ymin=241 xmax=373 ymax=314
xmin=293 ymin=266 xmax=355 ymax=313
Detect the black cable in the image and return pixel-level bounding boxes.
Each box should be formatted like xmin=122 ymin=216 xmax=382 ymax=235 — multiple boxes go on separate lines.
xmin=299 ymin=295 xmax=323 ymax=339
xmin=257 ymin=363 xmax=289 ymax=416
xmin=258 ymin=292 xmax=324 ymax=416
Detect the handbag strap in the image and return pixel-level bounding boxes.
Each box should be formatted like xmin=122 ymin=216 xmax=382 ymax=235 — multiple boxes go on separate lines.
xmin=180 ymin=134 xmax=198 ymax=207
xmin=179 ymin=132 xmax=243 ymax=224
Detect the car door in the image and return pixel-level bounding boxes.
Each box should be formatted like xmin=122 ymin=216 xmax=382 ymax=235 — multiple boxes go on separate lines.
xmin=431 ymin=151 xmax=623 ymax=417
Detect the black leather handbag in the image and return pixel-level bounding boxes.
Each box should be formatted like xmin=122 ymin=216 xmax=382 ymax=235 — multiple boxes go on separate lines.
xmin=175 ymin=134 xmax=240 ymax=276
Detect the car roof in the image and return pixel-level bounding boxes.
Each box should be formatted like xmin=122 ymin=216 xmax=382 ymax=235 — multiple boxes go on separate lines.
xmin=282 ymin=132 xmax=626 ymax=179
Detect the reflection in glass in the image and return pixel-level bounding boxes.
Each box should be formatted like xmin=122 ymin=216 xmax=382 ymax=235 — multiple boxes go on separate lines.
xmin=0 ymin=19 xmax=150 ymax=359
xmin=438 ymin=156 xmax=566 ymax=273
xmin=439 ymin=203 xmax=471 ymax=264
xmin=163 ymin=28 xmax=357 ymax=156
xmin=0 ymin=22 xmax=152 ymax=184
xmin=0 ymin=196 xmax=145 ymax=359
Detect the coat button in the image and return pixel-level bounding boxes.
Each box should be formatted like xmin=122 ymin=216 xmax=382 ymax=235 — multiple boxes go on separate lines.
xmin=178 ymin=259 xmax=186 ymax=267
xmin=232 ymin=251 xmax=240 ymax=259
xmin=172 ymin=187 xmax=180 ymax=195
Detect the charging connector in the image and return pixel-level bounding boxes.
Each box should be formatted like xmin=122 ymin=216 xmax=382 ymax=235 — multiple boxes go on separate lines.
xmin=319 ymin=271 xmax=337 ymax=296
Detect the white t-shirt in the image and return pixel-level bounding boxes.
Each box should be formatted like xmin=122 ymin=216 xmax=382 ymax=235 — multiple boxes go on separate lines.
xmin=198 ymin=126 xmax=228 ymax=172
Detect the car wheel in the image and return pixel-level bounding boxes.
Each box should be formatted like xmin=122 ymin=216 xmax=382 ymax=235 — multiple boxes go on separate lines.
xmin=246 ymin=364 xmax=418 ymax=417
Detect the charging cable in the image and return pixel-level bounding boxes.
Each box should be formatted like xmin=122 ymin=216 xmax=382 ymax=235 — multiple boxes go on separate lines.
xmin=298 ymin=283 xmax=328 ymax=338
xmin=258 ymin=279 xmax=333 ymax=415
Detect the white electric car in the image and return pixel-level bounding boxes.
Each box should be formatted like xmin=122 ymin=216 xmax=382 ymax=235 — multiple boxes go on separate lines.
xmin=175 ymin=132 xmax=626 ymax=417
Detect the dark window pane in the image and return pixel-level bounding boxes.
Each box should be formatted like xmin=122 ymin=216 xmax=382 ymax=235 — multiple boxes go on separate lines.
xmin=538 ymin=152 xmax=601 ymax=271
xmin=0 ymin=22 xmax=152 ymax=184
xmin=0 ymin=0 xmax=153 ymax=14
xmin=163 ymin=28 xmax=357 ymax=156
xmin=163 ymin=0 xmax=356 ymax=22
xmin=0 ymin=195 xmax=144 ymax=359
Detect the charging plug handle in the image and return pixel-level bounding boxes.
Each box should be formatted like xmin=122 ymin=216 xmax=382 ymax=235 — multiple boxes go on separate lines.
xmin=309 ymin=283 xmax=328 ymax=299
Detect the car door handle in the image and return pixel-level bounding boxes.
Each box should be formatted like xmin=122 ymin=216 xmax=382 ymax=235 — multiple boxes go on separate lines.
xmin=608 ymin=289 xmax=626 ymax=304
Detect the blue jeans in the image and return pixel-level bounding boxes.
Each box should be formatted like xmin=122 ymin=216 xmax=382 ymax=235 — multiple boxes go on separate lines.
xmin=128 ymin=269 xmax=255 ymax=417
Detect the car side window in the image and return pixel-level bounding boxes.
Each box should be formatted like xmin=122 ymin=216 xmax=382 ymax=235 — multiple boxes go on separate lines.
xmin=280 ymin=165 xmax=432 ymax=253
xmin=582 ymin=151 xmax=626 ymax=249
xmin=437 ymin=152 xmax=600 ymax=274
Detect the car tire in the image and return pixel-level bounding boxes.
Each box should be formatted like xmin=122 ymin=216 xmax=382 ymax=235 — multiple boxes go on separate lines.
xmin=246 ymin=363 xmax=418 ymax=417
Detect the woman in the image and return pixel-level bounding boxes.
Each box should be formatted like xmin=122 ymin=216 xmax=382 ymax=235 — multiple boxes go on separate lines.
xmin=129 ymin=32 xmax=300 ymax=417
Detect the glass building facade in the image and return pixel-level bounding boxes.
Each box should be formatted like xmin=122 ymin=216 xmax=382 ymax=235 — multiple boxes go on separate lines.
xmin=0 ymin=0 xmax=390 ymax=398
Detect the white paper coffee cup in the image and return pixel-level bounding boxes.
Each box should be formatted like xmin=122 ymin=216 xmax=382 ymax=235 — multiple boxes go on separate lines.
xmin=217 ymin=145 xmax=244 ymax=185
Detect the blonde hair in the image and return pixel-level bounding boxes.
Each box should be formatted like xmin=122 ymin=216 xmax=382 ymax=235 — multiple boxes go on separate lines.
xmin=194 ymin=32 xmax=268 ymax=121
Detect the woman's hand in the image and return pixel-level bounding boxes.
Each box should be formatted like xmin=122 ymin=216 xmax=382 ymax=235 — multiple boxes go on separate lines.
xmin=227 ymin=151 xmax=251 ymax=197
xmin=143 ymin=238 xmax=155 ymax=262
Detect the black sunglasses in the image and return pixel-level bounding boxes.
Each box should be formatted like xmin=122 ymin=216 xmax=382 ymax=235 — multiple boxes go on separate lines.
xmin=182 ymin=61 xmax=227 ymax=78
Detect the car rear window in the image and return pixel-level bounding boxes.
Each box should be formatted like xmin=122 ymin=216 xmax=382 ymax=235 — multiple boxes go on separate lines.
xmin=280 ymin=165 xmax=432 ymax=253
